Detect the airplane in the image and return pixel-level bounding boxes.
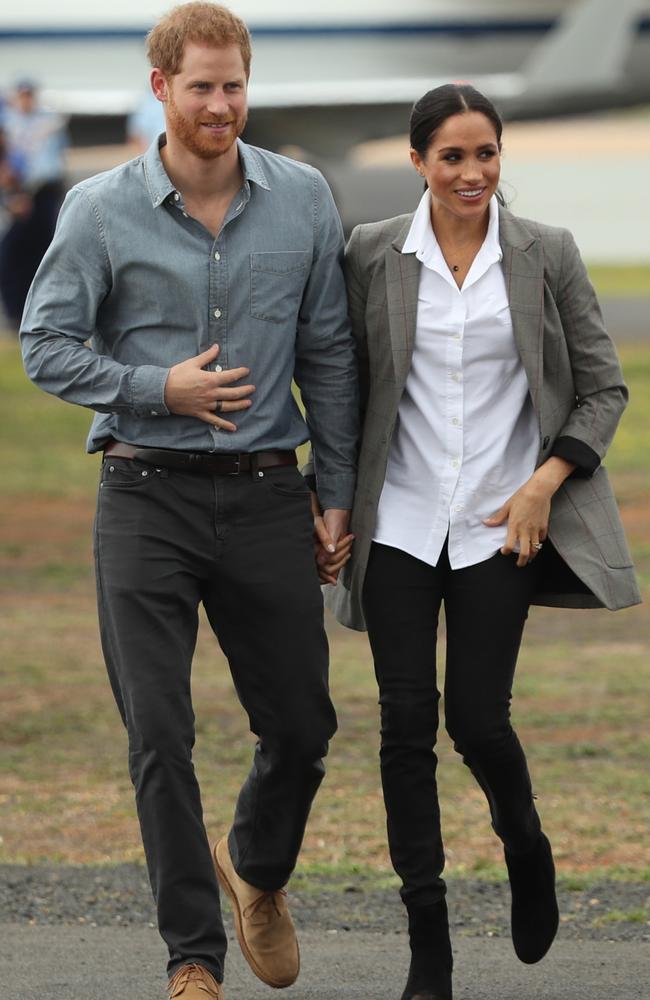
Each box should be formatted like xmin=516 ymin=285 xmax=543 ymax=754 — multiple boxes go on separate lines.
xmin=0 ymin=0 xmax=649 ymax=154
xmin=243 ymin=0 xmax=650 ymax=156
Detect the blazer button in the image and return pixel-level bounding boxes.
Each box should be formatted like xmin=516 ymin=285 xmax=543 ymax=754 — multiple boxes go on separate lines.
xmin=542 ymin=435 xmax=550 ymax=449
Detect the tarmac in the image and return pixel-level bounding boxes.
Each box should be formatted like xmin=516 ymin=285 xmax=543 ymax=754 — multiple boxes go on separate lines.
xmin=2 ymin=923 xmax=648 ymax=1000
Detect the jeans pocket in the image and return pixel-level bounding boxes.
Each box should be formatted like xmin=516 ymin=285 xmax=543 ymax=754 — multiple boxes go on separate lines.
xmin=100 ymin=457 xmax=162 ymax=489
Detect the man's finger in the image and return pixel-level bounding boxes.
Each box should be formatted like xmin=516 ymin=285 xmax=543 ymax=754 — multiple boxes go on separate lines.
xmin=214 ymin=398 xmax=253 ymax=414
xmin=201 ymin=412 xmax=238 ymax=431
xmin=214 ymin=366 xmax=252 ymax=385
xmin=193 ymin=343 xmax=221 ymax=366
xmin=214 ymin=382 xmax=256 ymax=400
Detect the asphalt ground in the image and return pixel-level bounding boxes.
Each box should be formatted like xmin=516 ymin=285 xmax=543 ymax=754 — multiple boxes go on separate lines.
xmin=2 ymin=866 xmax=649 ymax=999
xmin=2 ymin=924 xmax=648 ymax=1000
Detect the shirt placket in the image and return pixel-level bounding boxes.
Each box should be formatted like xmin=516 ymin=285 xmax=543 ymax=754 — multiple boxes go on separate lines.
xmin=445 ymin=293 xmax=466 ymax=565
xmin=204 ymin=186 xmax=249 ymax=446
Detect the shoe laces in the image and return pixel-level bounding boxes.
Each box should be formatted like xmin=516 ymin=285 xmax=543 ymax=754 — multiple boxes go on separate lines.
xmin=168 ymin=963 xmax=220 ymax=998
xmin=243 ymin=887 xmax=287 ymax=920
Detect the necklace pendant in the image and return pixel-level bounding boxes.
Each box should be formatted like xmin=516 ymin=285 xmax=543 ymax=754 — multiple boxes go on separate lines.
xmin=452 ymin=265 xmax=459 ymax=272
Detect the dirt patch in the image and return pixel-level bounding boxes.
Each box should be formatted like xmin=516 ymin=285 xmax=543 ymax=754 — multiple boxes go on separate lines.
xmin=0 ymin=495 xmax=94 ymax=571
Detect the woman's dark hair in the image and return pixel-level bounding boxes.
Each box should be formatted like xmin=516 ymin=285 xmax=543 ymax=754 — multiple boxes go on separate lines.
xmin=409 ymin=83 xmax=503 ymax=157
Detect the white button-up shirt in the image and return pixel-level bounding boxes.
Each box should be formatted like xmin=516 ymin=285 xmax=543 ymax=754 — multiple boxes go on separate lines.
xmin=373 ymin=192 xmax=539 ymax=569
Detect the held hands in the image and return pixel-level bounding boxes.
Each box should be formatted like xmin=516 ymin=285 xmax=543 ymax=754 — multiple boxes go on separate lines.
xmin=311 ymin=493 xmax=354 ymax=585
xmin=483 ymin=457 xmax=575 ymax=567
xmin=164 ymin=343 xmax=255 ymax=431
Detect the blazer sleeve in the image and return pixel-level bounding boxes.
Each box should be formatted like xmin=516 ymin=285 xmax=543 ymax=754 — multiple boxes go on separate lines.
xmin=344 ymin=225 xmax=370 ymax=426
xmin=550 ymin=229 xmax=628 ymax=477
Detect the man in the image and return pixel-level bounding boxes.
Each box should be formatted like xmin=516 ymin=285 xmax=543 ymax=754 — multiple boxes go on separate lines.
xmin=0 ymin=79 xmax=67 ymax=329
xmin=20 ymin=4 xmax=357 ymax=998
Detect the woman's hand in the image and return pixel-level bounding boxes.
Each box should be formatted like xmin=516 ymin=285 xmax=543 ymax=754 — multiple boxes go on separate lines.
xmin=483 ymin=457 xmax=576 ymax=567
xmin=311 ymin=493 xmax=354 ymax=585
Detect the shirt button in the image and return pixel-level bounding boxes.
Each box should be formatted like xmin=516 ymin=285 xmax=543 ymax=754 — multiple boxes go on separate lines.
xmin=182 ymin=211 xmax=188 ymax=218
xmin=214 ymin=308 xmax=221 ymax=319
xmin=214 ymin=251 xmax=221 ymax=261
xmin=453 ymin=333 xmax=462 ymax=340
xmin=150 ymin=410 xmax=158 ymax=416
xmin=173 ymin=192 xmax=180 ymax=201
xmin=215 ymin=365 xmax=223 ymax=372
xmin=451 ymin=459 xmax=460 ymax=468
xmin=454 ymin=504 xmax=464 ymax=512
xmin=452 ymin=417 xmax=460 ymax=426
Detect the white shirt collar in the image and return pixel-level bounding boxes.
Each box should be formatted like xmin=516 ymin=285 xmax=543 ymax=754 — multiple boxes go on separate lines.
xmin=402 ymin=191 xmax=503 ymax=289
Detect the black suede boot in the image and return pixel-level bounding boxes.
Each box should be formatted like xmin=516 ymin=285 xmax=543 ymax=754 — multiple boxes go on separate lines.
xmin=505 ymin=832 xmax=559 ymax=964
xmin=400 ymin=899 xmax=453 ymax=1000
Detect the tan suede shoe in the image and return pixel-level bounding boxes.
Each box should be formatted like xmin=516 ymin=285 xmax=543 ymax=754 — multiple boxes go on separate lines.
xmin=167 ymin=964 xmax=223 ymax=999
xmin=213 ymin=837 xmax=300 ymax=988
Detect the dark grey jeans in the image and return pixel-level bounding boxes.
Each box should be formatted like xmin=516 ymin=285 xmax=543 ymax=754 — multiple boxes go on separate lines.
xmin=93 ymin=457 xmax=336 ymax=982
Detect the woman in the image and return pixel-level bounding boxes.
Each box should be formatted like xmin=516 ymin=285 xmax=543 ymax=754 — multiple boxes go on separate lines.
xmin=316 ymin=84 xmax=641 ymax=1000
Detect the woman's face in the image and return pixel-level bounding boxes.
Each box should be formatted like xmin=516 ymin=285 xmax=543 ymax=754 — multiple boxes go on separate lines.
xmin=411 ymin=110 xmax=501 ymax=224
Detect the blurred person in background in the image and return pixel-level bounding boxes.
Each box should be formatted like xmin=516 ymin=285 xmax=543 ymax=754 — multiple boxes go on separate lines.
xmin=0 ymin=79 xmax=67 ymax=330
xmin=20 ymin=4 xmax=356 ymax=999
xmin=0 ymin=123 xmax=27 ymax=234
xmin=317 ymin=83 xmax=640 ymax=1000
xmin=127 ymin=89 xmax=166 ymax=155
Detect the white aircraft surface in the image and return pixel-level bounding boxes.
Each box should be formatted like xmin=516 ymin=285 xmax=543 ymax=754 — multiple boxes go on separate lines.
xmin=1 ymin=0 xmax=649 ymax=153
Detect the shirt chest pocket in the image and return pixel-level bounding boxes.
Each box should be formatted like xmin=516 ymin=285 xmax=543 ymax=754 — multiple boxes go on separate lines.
xmin=250 ymin=251 xmax=310 ymax=324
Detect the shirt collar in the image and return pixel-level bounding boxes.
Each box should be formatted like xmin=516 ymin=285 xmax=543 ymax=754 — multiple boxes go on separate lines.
xmin=143 ymin=134 xmax=271 ymax=209
xmin=402 ymin=191 xmax=503 ymax=284
xmin=402 ymin=188 xmax=433 ymax=257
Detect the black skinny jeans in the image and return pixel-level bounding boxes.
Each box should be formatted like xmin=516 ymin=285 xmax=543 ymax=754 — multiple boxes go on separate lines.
xmin=362 ymin=541 xmax=542 ymax=909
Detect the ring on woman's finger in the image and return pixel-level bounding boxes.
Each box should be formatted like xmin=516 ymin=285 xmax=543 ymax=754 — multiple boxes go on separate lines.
xmin=214 ymin=400 xmax=223 ymax=413
xmin=533 ymin=542 xmax=543 ymax=551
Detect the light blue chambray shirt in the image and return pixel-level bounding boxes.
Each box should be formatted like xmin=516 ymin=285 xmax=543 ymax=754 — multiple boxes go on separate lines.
xmin=21 ymin=137 xmax=358 ymax=509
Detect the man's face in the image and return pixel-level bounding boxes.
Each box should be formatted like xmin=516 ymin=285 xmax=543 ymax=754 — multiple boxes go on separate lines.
xmin=157 ymin=42 xmax=248 ymax=160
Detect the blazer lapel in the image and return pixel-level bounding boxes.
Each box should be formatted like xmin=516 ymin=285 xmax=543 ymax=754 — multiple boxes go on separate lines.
xmin=385 ymin=216 xmax=420 ymax=385
xmin=499 ymin=207 xmax=545 ymax=412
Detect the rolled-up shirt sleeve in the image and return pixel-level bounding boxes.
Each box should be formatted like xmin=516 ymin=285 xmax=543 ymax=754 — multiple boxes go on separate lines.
xmin=293 ymin=171 xmax=358 ymax=510
xmin=20 ymin=187 xmax=169 ymax=417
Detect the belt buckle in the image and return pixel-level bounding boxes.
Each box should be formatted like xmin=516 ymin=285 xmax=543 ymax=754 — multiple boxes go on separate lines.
xmin=228 ymin=454 xmax=241 ymax=476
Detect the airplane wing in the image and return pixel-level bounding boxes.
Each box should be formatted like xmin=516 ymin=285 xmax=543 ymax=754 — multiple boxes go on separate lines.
xmin=240 ymin=0 xmax=647 ymax=153
xmin=34 ymin=0 xmax=650 ymax=152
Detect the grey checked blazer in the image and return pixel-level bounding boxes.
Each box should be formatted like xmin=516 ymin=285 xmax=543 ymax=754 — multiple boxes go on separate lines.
xmin=324 ymin=206 xmax=641 ymax=630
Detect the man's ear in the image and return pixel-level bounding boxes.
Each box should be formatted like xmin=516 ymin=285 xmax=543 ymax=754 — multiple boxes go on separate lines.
xmin=150 ymin=68 xmax=169 ymax=103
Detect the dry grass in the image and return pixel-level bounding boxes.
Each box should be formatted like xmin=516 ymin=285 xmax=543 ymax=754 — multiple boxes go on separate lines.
xmin=1 ymin=340 xmax=648 ymax=877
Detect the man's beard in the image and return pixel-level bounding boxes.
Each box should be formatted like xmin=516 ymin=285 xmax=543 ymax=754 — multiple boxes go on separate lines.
xmin=165 ymin=92 xmax=247 ymax=160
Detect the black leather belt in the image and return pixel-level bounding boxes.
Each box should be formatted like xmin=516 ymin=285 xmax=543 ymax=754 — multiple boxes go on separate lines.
xmin=103 ymin=440 xmax=297 ymax=475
